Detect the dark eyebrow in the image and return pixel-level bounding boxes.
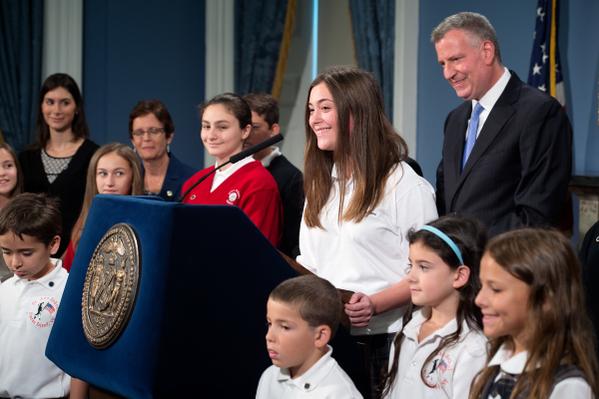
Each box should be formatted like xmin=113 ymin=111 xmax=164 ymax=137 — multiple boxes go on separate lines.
xmin=202 ymin=120 xmax=230 ymax=124
xmin=309 ymin=98 xmax=334 ymax=107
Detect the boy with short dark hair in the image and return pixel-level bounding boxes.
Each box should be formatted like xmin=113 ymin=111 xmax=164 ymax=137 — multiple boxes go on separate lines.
xmin=0 ymin=193 xmax=70 ymax=398
xmin=243 ymin=93 xmax=304 ymax=258
xmin=256 ymin=275 xmax=362 ymax=398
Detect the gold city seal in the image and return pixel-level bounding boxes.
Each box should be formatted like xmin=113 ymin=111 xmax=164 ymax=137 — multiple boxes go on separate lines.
xmin=82 ymin=223 xmax=140 ymax=348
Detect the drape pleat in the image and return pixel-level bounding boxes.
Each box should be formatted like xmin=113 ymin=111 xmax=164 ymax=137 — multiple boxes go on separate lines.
xmin=348 ymin=0 xmax=395 ymax=119
xmin=271 ymin=0 xmax=296 ymax=99
xmin=0 ymin=0 xmax=43 ymax=150
xmin=234 ymin=0 xmax=290 ymax=95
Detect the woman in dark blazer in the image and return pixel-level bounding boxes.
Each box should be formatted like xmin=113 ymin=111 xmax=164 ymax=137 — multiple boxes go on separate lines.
xmin=128 ymin=99 xmax=195 ymax=201
xmin=19 ymin=73 xmax=98 ymax=257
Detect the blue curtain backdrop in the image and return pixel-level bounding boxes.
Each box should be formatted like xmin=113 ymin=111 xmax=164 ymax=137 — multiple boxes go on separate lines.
xmin=349 ymin=0 xmax=395 ymax=120
xmin=0 ymin=0 xmax=43 ymax=150
xmin=234 ymin=0 xmax=289 ymax=95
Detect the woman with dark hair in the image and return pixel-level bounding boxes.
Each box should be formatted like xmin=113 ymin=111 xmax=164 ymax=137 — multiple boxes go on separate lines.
xmin=296 ymin=66 xmax=437 ymax=398
xmin=19 ymin=73 xmax=99 ymax=257
xmin=180 ymin=93 xmax=282 ymax=246
xmin=129 ymin=99 xmax=195 ymax=200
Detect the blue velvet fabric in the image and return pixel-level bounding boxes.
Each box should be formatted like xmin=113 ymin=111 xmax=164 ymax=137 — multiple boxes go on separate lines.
xmin=46 ymin=195 xmax=296 ymax=397
xmin=0 ymin=0 xmax=43 ymax=149
xmin=234 ymin=0 xmax=289 ymax=94
xmin=140 ymin=152 xmax=197 ymax=201
xmin=349 ymin=0 xmax=395 ymax=120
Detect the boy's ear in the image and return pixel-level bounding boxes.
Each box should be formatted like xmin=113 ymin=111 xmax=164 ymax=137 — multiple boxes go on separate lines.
xmin=271 ymin=123 xmax=281 ymax=136
xmin=452 ymin=265 xmax=471 ymax=289
xmin=313 ymin=325 xmax=332 ymax=349
xmin=49 ymin=235 xmax=61 ymax=255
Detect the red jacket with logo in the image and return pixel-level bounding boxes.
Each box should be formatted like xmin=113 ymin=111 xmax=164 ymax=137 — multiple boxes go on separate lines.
xmin=181 ymin=161 xmax=282 ymax=246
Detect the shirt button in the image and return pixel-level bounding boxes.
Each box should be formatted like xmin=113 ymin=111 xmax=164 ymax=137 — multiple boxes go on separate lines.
xmin=166 ymin=190 xmax=173 ymax=197
xmin=190 ymin=194 xmax=196 ymax=200
xmin=304 ymin=383 xmax=310 ymax=390
xmin=49 ymin=281 xmax=54 ymax=287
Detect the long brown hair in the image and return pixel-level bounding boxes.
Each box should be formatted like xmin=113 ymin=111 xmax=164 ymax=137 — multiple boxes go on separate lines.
xmin=303 ymin=66 xmax=408 ymax=228
xmin=469 ymin=228 xmax=599 ymax=398
xmin=381 ymin=216 xmax=487 ymax=398
xmin=70 ymin=143 xmax=143 ymax=248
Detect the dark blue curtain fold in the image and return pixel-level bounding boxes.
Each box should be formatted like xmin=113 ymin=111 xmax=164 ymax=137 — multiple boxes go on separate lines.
xmin=0 ymin=0 xmax=43 ymax=150
xmin=234 ymin=0 xmax=289 ymax=95
xmin=349 ymin=0 xmax=395 ymax=120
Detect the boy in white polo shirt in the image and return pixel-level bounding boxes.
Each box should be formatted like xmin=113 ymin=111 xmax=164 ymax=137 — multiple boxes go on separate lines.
xmin=0 ymin=193 xmax=70 ymax=398
xmin=256 ymin=275 xmax=362 ymax=398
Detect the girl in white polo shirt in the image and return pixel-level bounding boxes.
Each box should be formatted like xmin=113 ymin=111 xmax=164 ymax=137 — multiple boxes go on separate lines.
xmin=298 ymin=66 xmax=437 ymax=398
xmin=471 ymin=228 xmax=598 ymax=398
xmin=381 ymin=216 xmax=488 ymax=398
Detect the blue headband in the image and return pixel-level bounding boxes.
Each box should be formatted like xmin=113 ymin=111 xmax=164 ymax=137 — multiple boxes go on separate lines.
xmin=419 ymin=225 xmax=464 ymax=265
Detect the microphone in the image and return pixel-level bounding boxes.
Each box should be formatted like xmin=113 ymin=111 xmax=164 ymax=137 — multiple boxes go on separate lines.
xmin=178 ymin=134 xmax=284 ymax=202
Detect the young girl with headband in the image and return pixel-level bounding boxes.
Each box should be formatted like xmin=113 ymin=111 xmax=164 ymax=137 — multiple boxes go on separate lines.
xmin=381 ymin=216 xmax=488 ymax=398
xmin=471 ymin=228 xmax=598 ymax=398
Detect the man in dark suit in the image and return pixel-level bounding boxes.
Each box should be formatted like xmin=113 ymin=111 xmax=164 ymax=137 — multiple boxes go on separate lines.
xmin=432 ymin=12 xmax=572 ymax=236
xmin=243 ymin=94 xmax=304 ymax=257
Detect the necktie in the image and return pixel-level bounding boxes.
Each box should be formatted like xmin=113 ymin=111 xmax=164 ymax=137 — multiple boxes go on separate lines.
xmin=462 ymin=102 xmax=484 ymax=170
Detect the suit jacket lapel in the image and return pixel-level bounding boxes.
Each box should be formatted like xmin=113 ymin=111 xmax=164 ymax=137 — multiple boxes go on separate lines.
xmin=445 ymin=104 xmax=470 ymax=203
xmin=449 ymin=73 xmax=522 ymax=207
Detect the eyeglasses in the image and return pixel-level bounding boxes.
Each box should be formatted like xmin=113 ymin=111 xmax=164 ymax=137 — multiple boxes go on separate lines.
xmin=131 ymin=127 xmax=165 ymax=137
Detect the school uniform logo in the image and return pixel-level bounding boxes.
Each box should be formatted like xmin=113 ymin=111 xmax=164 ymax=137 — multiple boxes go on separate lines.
xmin=226 ymin=189 xmax=241 ymax=205
xmin=28 ymin=296 xmax=59 ymax=328
xmin=424 ymin=352 xmax=453 ymax=388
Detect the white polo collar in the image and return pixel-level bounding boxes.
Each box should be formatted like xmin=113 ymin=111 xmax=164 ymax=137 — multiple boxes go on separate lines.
xmin=402 ymin=309 xmax=462 ymax=345
xmin=12 ymin=258 xmax=63 ymax=290
xmin=274 ymin=346 xmax=335 ymax=393
xmin=488 ymin=344 xmax=529 ymax=374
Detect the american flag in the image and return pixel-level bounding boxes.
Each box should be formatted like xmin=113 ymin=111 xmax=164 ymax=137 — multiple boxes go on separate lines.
xmin=44 ymin=302 xmax=56 ymax=314
xmin=527 ymin=0 xmax=565 ymax=106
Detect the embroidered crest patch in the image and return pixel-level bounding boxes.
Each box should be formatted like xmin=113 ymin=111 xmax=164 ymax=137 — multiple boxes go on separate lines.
xmin=28 ymin=296 xmax=59 ymax=328
xmin=423 ymin=352 xmax=454 ymax=388
xmin=226 ymin=189 xmax=241 ymax=205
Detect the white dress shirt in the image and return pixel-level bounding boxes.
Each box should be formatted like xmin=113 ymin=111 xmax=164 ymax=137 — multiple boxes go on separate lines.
xmin=260 ymin=146 xmax=281 ymax=167
xmin=212 ymin=156 xmax=255 ymax=191
xmin=297 ymin=162 xmax=438 ymax=335
xmin=467 ymin=67 xmax=511 ymax=141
